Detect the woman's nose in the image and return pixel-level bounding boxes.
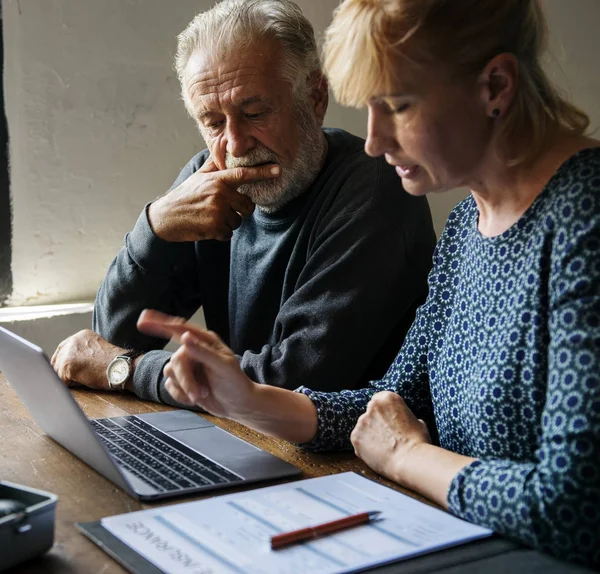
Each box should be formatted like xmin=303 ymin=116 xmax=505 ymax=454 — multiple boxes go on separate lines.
xmin=364 ymin=106 xmax=398 ymax=158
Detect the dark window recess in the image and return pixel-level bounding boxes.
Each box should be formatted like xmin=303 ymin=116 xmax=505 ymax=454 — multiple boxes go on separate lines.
xmin=0 ymin=5 xmax=13 ymax=306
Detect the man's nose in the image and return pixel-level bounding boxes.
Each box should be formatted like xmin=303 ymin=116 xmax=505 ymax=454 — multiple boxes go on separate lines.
xmin=364 ymin=106 xmax=397 ymax=158
xmin=225 ymin=120 xmax=256 ymax=158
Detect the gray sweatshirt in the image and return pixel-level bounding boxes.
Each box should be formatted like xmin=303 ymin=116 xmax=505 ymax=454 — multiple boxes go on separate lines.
xmin=93 ymin=128 xmax=436 ymax=406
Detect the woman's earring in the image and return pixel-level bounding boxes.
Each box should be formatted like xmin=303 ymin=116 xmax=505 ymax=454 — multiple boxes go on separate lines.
xmin=492 ymin=108 xmax=501 ymax=118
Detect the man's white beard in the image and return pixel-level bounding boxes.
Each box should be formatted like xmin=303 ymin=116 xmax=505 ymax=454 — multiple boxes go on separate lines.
xmin=225 ymin=105 xmax=326 ymax=213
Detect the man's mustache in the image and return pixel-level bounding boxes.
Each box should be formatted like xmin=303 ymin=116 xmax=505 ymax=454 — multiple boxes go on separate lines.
xmin=225 ymin=147 xmax=279 ymax=169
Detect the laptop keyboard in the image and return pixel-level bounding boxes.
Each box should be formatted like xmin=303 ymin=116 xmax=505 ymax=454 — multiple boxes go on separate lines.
xmin=91 ymin=416 xmax=241 ymax=493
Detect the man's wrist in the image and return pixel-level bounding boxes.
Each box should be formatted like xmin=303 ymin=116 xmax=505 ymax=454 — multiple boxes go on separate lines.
xmin=123 ymin=354 xmax=144 ymax=393
xmin=106 ymin=350 xmax=143 ymax=392
xmin=147 ymin=201 xmax=164 ymax=238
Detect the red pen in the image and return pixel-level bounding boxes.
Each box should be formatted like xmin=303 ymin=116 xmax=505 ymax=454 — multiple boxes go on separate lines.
xmin=270 ymin=510 xmax=381 ymax=550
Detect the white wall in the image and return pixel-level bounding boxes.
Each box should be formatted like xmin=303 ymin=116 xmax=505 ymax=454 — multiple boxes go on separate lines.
xmin=3 ymin=0 xmax=203 ymax=306
xmin=545 ymin=0 xmax=600 ymax=133
xmin=1 ymin=0 xmax=599 ymax=346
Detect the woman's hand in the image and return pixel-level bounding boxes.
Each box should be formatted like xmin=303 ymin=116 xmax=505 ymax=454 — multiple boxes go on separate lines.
xmin=137 ymin=309 xmax=319 ymax=443
xmin=351 ymin=391 xmax=476 ymax=508
xmin=350 ymin=391 xmax=432 ymax=484
xmin=137 ymin=309 xmax=255 ymax=418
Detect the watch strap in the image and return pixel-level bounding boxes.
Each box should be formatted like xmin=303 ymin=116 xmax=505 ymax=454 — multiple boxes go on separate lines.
xmin=119 ymin=349 xmax=143 ymax=361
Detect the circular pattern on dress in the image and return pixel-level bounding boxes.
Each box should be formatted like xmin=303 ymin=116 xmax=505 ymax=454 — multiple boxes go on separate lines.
xmin=299 ymin=148 xmax=600 ymax=567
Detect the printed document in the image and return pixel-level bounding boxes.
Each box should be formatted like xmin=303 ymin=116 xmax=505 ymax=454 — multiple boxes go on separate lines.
xmin=101 ymin=471 xmax=492 ymax=574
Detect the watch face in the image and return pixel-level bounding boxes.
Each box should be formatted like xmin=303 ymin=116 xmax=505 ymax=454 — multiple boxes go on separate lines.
xmin=108 ymin=358 xmax=130 ymax=386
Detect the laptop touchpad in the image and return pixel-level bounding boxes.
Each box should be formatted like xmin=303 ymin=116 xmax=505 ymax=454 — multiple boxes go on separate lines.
xmin=137 ymin=411 xmax=214 ymax=432
xmin=172 ymin=427 xmax=259 ymax=461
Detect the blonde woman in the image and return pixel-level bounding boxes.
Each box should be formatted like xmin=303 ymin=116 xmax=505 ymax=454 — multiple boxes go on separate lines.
xmin=138 ymin=0 xmax=600 ymax=566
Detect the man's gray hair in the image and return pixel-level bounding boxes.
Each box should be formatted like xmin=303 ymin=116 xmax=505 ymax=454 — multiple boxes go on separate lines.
xmin=175 ymin=0 xmax=320 ymax=105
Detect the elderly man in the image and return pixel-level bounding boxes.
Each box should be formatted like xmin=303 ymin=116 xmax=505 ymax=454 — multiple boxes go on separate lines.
xmin=52 ymin=0 xmax=435 ymax=405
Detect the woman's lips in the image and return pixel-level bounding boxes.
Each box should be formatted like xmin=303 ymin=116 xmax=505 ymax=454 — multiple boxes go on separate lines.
xmin=395 ymin=165 xmax=419 ymax=179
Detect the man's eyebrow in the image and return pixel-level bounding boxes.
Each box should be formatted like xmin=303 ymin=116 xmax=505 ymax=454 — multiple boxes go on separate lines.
xmin=197 ymin=110 xmax=218 ymax=122
xmin=197 ymin=96 xmax=268 ymax=121
xmin=239 ymin=95 xmax=266 ymax=106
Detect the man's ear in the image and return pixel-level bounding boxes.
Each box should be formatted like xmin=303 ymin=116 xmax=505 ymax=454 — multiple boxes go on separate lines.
xmin=478 ymin=53 xmax=518 ymax=119
xmin=308 ymin=70 xmax=329 ymax=125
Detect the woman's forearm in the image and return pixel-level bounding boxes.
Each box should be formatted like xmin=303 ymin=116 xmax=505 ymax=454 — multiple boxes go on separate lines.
xmin=398 ymin=443 xmax=476 ymax=509
xmin=232 ymin=384 xmax=319 ymax=444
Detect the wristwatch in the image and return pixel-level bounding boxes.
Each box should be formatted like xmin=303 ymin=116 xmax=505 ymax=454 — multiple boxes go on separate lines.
xmin=106 ymin=350 xmax=142 ymax=391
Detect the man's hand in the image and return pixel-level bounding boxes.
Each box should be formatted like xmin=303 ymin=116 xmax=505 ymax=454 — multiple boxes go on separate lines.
xmin=51 ymin=330 xmax=128 ymax=390
xmin=350 ymin=391 xmax=432 ymax=484
xmin=137 ymin=309 xmax=256 ymax=418
xmin=148 ymin=158 xmax=281 ymax=242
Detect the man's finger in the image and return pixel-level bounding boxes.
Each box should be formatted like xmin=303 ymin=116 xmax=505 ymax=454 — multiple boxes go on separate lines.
xmin=216 ymin=164 xmax=281 ymax=189
xmin=219 ymin=188 xmax=255 ymax=218
xmin=50 ymin=339 xmax=67 ymax=367
xmin=223 ymin=208 xmax=243 ymax=233
xmin=55 ymin=363 xmax=70 ymax=386
xmin=198 ymin=156 xmax=218 ymax=173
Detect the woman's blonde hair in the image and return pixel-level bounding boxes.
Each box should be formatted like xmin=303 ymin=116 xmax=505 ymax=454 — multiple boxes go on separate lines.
xmin=324 ymin=0 xmax=590 ymax=166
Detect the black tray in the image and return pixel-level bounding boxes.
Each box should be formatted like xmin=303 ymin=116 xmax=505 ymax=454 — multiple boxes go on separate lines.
xmin=0 ymin=481 xmax=58 ymax=572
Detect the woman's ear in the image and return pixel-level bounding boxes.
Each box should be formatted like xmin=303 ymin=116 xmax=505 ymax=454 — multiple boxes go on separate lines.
xmin=478 ymin=53 xmax=519 ymax=119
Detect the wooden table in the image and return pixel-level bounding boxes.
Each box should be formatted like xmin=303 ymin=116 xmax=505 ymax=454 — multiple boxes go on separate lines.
xmin=0 ymin=375 xmax=420 ymax=574
xmin=2 ymin=375 xmax=592 ymax=574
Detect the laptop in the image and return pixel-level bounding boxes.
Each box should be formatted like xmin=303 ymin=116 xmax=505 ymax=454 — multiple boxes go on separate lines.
xmin=0 ymin=326 xmax=301 ymax=501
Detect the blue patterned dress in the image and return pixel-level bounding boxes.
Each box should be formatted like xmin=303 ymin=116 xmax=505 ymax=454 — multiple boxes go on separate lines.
xmin=297 ymin=148 xmax=600 ymax=566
